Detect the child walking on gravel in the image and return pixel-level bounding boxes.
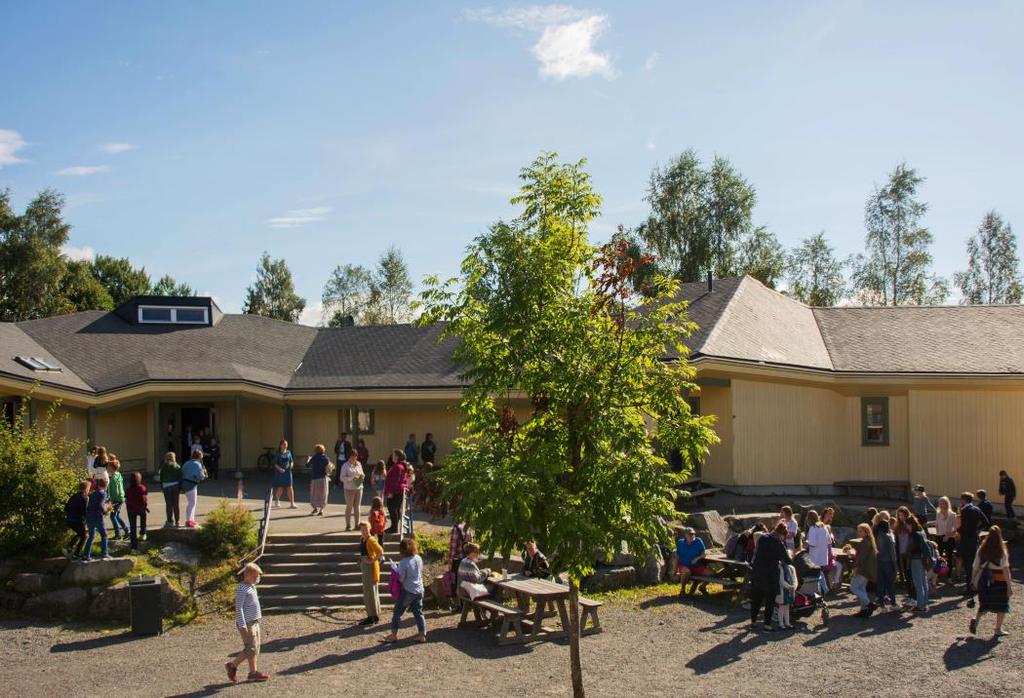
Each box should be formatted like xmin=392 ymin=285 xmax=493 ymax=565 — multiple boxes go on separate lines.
xmin=226 ymin=563 xmax=269 ymax=683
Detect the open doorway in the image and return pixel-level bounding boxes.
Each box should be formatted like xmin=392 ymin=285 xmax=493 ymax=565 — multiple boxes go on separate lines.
xmin=179 ymin=406 xmax=216 ymax=462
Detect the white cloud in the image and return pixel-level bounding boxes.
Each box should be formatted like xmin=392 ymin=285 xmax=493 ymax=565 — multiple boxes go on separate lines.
xmin=298 ymin=301 xmax=324 ymax=327
xmin=61 ymin=244 xmax=96 ymax=261
xmin=0 ymin=129 xmax=27 ymax=168
xmin=466 ymin=5 xmax=615 ymax=80
xmin=646 ymin=137 xmax=656 ymax=151
xmin=56 ymin=165 xmax=111 ymax=176
xmin=643 ymin=51 xmax=659 ymax=72
xmin=99 ymin=142 xmax=136 ymax=154
xmin=266 ymin=206 xmax=332 ymax=228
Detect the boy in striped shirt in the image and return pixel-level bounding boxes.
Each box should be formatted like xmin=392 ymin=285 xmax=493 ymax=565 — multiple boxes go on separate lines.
xmin=226 ymin=563 xmax=269 ymax=683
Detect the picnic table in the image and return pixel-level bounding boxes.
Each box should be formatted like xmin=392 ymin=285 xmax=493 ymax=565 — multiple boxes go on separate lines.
xmin=684 ymin=551 xmax=750 ymax=602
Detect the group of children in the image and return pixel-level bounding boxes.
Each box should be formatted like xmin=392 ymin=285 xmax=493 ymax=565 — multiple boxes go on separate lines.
xmin=63 ymin=446 xmax=149 ymax=561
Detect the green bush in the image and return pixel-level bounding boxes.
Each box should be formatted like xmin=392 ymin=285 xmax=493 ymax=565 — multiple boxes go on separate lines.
xmin=414 ymin=531 xmax=449 ymax=559
xmin=0 ymin=398 xmax=81 ymax=558
xmin=196 ymin=500 xmax=257 ymax=561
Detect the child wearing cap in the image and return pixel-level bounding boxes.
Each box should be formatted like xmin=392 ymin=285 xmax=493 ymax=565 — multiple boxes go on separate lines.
xmin=226 ymin=563 xmax=269 ymax=683
xmin=911 ymin=485 xmax=935 ymax=521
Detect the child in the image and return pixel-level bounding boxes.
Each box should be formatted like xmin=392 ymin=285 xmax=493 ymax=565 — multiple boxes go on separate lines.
xmin=226 ymin=563 xmax=269 ymax=683
xmin=776 ymin=561 xmax=797 ymax=629
xmin=369 ymin=497 xmax=387 ymax=544
xmin=926 ymin=540 xmax=945 ymax=594
xmin=106 ymin=457 xmax=129 ymax=541
xmin=372 ymin=460 xmax=387 ymax=501
xmin=779 ymin=506 xmax=798 ymax=552
xmin=63 ymin=481 xmax=89 ymax=559
xmin=126 ymin=471 xmax=149 ymax=551
xmin=83 ymin=479 xmax=112 ymax=561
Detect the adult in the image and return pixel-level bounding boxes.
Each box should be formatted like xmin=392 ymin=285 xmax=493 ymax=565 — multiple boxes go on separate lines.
xmin=893 ymin=507 xmax=915 ymax=602
xmin=906 ymin=515 xmax=931 ymax=613
xmin=404 ymin=433 xmax=419 ymax=465
xmin=356 ymin=438 xmax=369 ymax=467
xmin=934 ymin=496 xmax=957 ymax=583
xmin=850 ymin=523 xmax=878 ymax=618
xmin=181 ymin=449 xmax=207 ymax=528
xmin=976 ymin=490 xmax=994 ymax=523
xmin=333 ymin=433 xmax=352 ymax=481
xmin=160 ymin=451 xmax=182 ymax=528
xmin=272 ymin=440 xmax=296 ymax=509
xmin=958 ymin=491 xmax=989 ymax=593
xmin=340 ymin=449 xmax=365 ymax=531
xmin=448 ymin=521 xmax=473 ymax=577
xmin=778 ymin=506 xmax=798 ymax=552
xmin=92 ymin=446 xmax=110 ymax=489
xmin=911 ymin=484 xmax=935 ymax=522
xmin=357 ymin=522 xmax=384 ymax=626
xmin=804 ymin=510 xmax=831 ymax=594
xmin=820 ymin=508 xmax=842 ymax=590
xmin=749 ymin=523 xmax=790 ymax=631
xmin=207 ymin=437 xmax=221 ymax=481
xmin=675 ymin=527 xmax=707 ymax=595
xmin=970 ymin=526 xmax=1013 ymax=637
xmin=998 ymin=470 xmax=1017 ymax=519
xmin=457 ymin=542 xmax=492 ymax=592
xmin=384 ymin=450 xmax=408 ymax=535
xmin=522 ymin=541 xmax=550 ymax=578
xmin=308 ymin=444 xmax=331 ymax=516
xmin=383 ymin=538 xmax=426 ymax=644
xmin=420 ymin=433 xmax=437 ymax=466
xmin=874 ymin=518 xmax=897 ymax=609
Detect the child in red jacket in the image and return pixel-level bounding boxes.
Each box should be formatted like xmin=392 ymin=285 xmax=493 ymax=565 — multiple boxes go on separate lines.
xmin=125 ymin=471 xmax=149 ymax=551
xmin=369 ymin=497 xmax=387 ymax=544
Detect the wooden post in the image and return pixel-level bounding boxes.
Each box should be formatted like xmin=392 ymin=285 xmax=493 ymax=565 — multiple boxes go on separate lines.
xmin=152 ymin=398 xmax=160 ymax=473
xmin=234 ymin=396 xmax=243 ymax=478
xmin=86 ymin=407 xmax=96 ymax=449
xmin=568 ymin=579 xmax=584 ymax=697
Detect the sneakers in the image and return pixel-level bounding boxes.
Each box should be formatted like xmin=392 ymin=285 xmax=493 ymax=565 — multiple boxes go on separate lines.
xmin=186 ymin=520 xmax=197 ymax=528
xmin=247 ymin=671 xmax=270 ymax=682
xmin=163 ymin=521 xmax=173 ymax=529
xmin=358 ymin=616 xmax=374 ymax=626
xmin=140 ymin=534 xmax=147 ymax=541
xmin=225 ymin=662 xmax=238 ymax=684
xmin=289 ymin=504 xmax=298 ymax=509
xmin=101 ymin=555 xmax=113 ymax=561
xmin=272 ymin=501 xmax=280 ymax=509
xmin=995 ymin=629 xmax=1009 ymax=637
xmin=316 ymin=510 xmax=324 ymax=517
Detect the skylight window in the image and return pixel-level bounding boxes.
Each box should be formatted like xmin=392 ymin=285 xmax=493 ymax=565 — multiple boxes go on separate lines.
xmin=15 ymin=356 xmax=62 ymax=372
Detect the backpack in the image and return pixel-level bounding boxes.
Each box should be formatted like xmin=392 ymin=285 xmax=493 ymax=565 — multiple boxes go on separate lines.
xmin=977 ymin=564 xmax=994 ymax=593
xmin=389 ymin=564 xmax=402 ymax=600
xmin=724 ymin=533 xmax=742 ymax=560
xmin=441 ymin=570 xmax=457 ymax=597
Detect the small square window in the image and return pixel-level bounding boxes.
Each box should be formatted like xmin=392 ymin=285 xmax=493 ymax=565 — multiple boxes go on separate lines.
xmin=862 ymin=397 xmax=889 ymax=446
xmin=175 ymin=308 xmax=207 ymax=323
xmin=341 ymin=408 xmax=375 ymax=435
xmin=140 ymin=307 xmax=172 ymax=322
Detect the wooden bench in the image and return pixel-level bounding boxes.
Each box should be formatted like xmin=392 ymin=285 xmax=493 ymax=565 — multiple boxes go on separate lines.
xmin=578 ymin=596 xmax=603 ymax=635
xmin=459 ymin=597 xmax=526 ymax=645
xmin=684 ymin=575 xmax=743 ymax=598
xmin=833 ymin=480 xmax=910 ymax=501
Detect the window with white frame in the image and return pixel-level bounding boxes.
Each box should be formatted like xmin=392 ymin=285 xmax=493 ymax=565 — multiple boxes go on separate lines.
xmin=138 ymin=305 xmax=209 ymax=325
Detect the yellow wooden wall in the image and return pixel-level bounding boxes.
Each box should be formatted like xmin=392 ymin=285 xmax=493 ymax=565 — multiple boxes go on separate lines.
xmin=95 ymin=403 xmax=151 ymax=468
xmin=214 ymin=400 xmax=237 ymax=471
xmin=908 ymin=389 xmax=1024 ymax=497
xmin=699 ymin=386 xmax=734 ymax=484
xmin=359 ymin=406 xmax=462 ymax=465
xmin=240 ymin=402 xmax=284 ymax=471
xmin=838 ymin=394 xmax=908 ymax=482
xmin=292 ymin=407 xmax=338 ymax=463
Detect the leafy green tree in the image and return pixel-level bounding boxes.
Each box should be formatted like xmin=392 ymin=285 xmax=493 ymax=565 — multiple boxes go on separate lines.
xmin=850 ymin=162 xmax=948 ymax=305
xmin=241 ymin=252 xmax=306 ymax=322
xmin=90 ymin=254 xmax=151 ymax=305
xmin=150 ymin=274 xmax=196 ymax=297
xmin=735 ymin=226 xmax=785 ymax=287
xmin=610 ymin=225 xmax=659 ymax=296
xmin=373 ymin=245 xmax=413 ymax=324
xmin=420 ymin=153 xmax=717 ymax=697
xmin=321 ymin=263 xmax=378 ymax=326
xmin=60 ymin=260 xmax=114 ymax=312
xmin=0 ymin=189 xmax=73 ymax=321
xmin=0 ymin=397 xmax=81 ymax=558
xmin=787 ymin=232 xmax=846 ymax=306
xmin=641 ymin=150 xmax=756 ymax=281
xmin=954 ymin=211 xmax=1022 ymax=304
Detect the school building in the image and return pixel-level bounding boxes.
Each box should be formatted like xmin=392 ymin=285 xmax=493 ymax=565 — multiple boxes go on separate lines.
xmin=2 ymin=278 xmax=1023 ymax=497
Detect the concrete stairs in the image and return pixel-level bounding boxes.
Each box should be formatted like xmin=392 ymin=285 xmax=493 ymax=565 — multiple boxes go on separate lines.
xmin=258 ymin=532 xmax=400 ymax=613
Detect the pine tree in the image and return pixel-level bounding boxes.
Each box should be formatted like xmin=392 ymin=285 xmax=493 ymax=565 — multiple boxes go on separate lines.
xmin=241 ymin=252 xmax=306 ymax=322
xmin=954 ymin=211 xmax=1022 ymax=304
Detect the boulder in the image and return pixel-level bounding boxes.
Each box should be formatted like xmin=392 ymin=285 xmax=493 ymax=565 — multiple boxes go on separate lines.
xmin=582 ymin=565 xmax=636 ymax=593
xmin=0 ymin=590 xmax=25 ymax=610
xmin=638 ymin=546 xmax=664 ymax=585
xmin=724 ymin=512 xmax=780 ymax=532
xmin=12 ymin=572 xmax=53 ymax=594
xmin=664 ymin=550 xmax=678 ymax=581
xmin=60 ymin=557 xmax=134 ymax=586
xmin=611 ymin=541 xmax=638 ymax=567
xmin=158 ymin=542 xmax=201 ymax=568
xmin=24 ymin=587 xmax=89 ymax=619
xmin=27 ymin=557 xmax=69 ymax=574
xmin=0 ymin=559 xmax=19 ymax=582
xmin=146 ymin=528 xmax=200 ymax=545
xmin=161 ymin=581 xmax=188 ymax=615
xmin=688 ymin=510 xmax=731 ymax=547
xmin=89 ymin=582 xmax=130 ymax=621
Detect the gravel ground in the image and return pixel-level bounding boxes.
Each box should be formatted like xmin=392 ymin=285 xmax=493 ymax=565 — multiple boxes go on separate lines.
xmin=3 ymin=576 xmax=1021 ymax=698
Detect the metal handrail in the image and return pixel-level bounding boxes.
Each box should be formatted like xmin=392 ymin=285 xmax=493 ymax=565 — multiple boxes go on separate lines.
xmin=400 ymin=491 xmax=414 ymax=539
xmin=239 ymin=487 xmax=273 ymax=568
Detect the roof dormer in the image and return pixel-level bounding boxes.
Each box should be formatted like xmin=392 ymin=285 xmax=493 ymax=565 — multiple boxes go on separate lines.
xmin=114 ymin=296 xmax=222 ymax=327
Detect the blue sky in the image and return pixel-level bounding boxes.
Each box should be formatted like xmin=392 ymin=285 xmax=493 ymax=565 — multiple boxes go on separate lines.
xmin=2 ymin=2 xmax=1022 ymax=321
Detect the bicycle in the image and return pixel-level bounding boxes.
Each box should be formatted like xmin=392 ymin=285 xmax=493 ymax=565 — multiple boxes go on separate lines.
xmin=256 ymin=447 xmax=275 ymax=472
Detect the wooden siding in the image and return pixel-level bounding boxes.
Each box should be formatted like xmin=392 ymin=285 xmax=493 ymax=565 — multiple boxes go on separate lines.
xmin=240 ymin=402 xmax=284 ymax=472
xmin=908 ymin=389 xmax=1024 ymax=497
xmin=95 ymin=403 xmax=151 ymax=469
xmin=699 ymin=386 xmax=734 ymax=485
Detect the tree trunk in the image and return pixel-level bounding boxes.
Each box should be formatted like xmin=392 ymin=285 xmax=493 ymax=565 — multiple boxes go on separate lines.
xmin=568 ymin=579 xmax=585 ymax=697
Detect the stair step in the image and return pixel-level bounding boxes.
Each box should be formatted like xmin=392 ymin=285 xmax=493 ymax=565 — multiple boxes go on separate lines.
xmin=258 ymin=592 xmax=375 ymax=604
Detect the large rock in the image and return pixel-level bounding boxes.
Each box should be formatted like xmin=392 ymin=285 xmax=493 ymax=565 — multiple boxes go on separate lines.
xmin=12 ymin=572 xmax=53 ymax=594
xmin=60 ymin=558 xmax=135 ymax=586
xmin=664 ymin=550 xmax=679 ymax=582
xmin=638 ymin=546 xmax=664 ymax=585
xmin=0 ymin=590 xmax=25 ymax=610
xmin=27 ymin=557 xmax=69 ymax=574
xmin=146 ymin=528 xmax=201 ymax=545
xmin=160 ymin=581 xmax=188 ymax=615
xmin=24 ymin=587 xmax=89 ymax=619
xmin=582 ymin=565 xmax=636 ymax=593
xmin=89 ymin=582 xmax=130 ymax=621
xmin=158 ymin=542 xmax=201 ymax=568
xmin=688 ymin=510 xmax=731 ymax=547
xmin=724 ymin=512 xmax=780 ymax=533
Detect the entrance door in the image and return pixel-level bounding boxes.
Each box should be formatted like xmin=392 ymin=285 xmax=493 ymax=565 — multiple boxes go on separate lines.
xmin=180 ymin=407 xmax=212 ymax=461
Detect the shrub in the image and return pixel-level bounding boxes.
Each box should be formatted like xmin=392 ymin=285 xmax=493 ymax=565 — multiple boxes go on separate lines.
xmin=196 ymin=500 xmax=256 ymax=561
xmin=0 ymin=398 xmax=81 ymax=558
xmin=414 ymin=531 xmax=449 ymax=559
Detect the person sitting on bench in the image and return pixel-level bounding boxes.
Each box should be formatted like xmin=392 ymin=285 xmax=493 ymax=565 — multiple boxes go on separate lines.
xmin=457 ymin=543 xmax=494 ymax=598
xmin=522 ymin=541 xmax=550 ymax=578
xmin=676 ymin=527 xmax=707 ymax=595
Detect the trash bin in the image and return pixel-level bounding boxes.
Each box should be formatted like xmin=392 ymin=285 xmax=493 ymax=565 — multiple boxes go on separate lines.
xmin=129 ymin=576 xmax=163 ymax=636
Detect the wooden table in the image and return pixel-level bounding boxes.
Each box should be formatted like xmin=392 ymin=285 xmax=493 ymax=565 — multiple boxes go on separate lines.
xmin=690 ymin=552 xmax=751 ymax=602
xmin=490 ymin=575 xmax=573 ymax=640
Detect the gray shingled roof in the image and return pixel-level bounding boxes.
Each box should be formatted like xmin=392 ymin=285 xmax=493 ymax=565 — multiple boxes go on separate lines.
xmin=0 ymin=324 xmax=94 ymax=392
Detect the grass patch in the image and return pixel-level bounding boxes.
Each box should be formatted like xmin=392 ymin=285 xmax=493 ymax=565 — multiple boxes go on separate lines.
xmin=590 ymin=581 xmax=736 ymax=607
